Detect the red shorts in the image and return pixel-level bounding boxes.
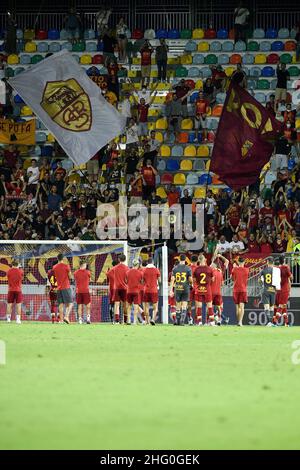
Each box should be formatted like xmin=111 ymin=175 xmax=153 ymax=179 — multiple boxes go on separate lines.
xmin=76 ymin=293 xmax=91 ymax=305
xmin=127 ymin=292 xmax=140 ymax=305
xmin=195 ymin=291 xmax=212 ymax=303
xmin=7 ymin=291 xmax=22 ymax=304
xmin=233 ymin=291 xmax=248 ymax=305
xmin=113 ymin=288 xmax=127 ymax=302
xmin=212 ymin=294 xmax=222 ymax=306
xmin=144 ymin=292 xmax=159 ymax=303
xmin=276 ymin=290 xmax=290 ymax=306
xmin=139 ymin=290 xmax=145 ymax=304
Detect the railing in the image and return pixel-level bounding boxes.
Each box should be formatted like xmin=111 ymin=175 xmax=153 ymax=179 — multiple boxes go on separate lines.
xmin=222 ymin=253 xmax=300 ymax=297
xmin=1 ymin=9 xmax=299 ymax=33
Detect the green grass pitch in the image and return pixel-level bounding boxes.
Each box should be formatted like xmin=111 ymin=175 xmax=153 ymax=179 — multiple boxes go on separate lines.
xmin=0 ymin=323 xmax=300 ymax=450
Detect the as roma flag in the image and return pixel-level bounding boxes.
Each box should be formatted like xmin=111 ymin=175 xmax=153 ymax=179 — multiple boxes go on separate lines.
xmin=210 ymin=83 xmax=282 ymax=190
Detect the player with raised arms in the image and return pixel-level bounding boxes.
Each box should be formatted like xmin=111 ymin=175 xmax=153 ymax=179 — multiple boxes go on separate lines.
xmin=47 ymin=265 xmax=58 ymax=323
xmin=193 ymin=254 xmax=214 ymax=326
xmin=6 ymin=259 xmax=23 ymax=324
xmin=143 ymin=258 xmax=161 ymax=325
xmin=112 ymin=254 xmax=129 ymax=324
xmin=274 ymin=255 xmax=292 ymax=327
xmin=211 ymin=253 xmax=229 ymax=325
xmin=169 ymin=254 xmax=193 ymax=326
xmin=74 ymin=261 xmax=91 ymax=324
xmin=126 ymin=260 xmax=144 ymax=325
xmin=53 ymin=253 xmax=73 ymax=324
xmin=260 ymin=257 xmax=278 ymax=327
xmin=231 ymin=258 xmax=249 ymax=327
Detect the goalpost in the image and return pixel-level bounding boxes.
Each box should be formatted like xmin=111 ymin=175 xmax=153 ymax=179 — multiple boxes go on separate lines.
xmin=0 ymin=240 xmax=170 ymax=324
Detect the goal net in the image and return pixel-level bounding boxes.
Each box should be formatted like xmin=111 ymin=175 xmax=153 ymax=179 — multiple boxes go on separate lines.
xmin=0 ymin=240 xmax=139 ymax=323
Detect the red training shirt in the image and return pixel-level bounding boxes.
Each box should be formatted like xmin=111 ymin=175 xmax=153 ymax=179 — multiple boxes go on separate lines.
xmin=143 ymin=266 xmax=160 ymax=293
xmin=211 ymin=268 xmax=223 ymax=296
xmin=7 ymin=267 xmax=23 ymax=292
xmin=113 ymin=263 xmax=129 ymax=290
xmin=126 ymin=268 xmax=144 ymax=294
xmin=279 ymin=265 xmax=292 ymax=292
xmin=53 ymin=262 xmax=71 ymax=290
xmin=74 ymin=269 xmax=91 ymax=294
xmin=231 ymin=266 xmax=249 ymax=292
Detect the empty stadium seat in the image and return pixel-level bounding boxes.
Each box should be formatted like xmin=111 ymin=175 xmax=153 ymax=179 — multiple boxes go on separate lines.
xmin=217 ymin=28 xmax=228 ymax=39
xmin=156 ymin=187 xmax=167 ymax=199
xmin=24 ymin=29 xmax=35 ymax=40
xmin=156 ymin=29 xmax=168 ymax=39
xmin=218 ymin=54 xmax=229 ymax=65
xmin=185 ymin=40 xmax=197 ymax=52
xmin=20 ymin=54 xmax=31 ymax=65
xmin=49 ymin=42 xmax=61 ymax=53
xmin=180 ymin=29 xmax=192 ymax=39
xmin=37 ymin=42 xmax=48 ymax=53
xmin=194 ymin=187 xmax=206 ymax=198
xmin=166 ymin=159 xmax=180 ymax=171
xmin=230 ymin=54 xmax=242 ymax=64
xmin=278 ymin=28 xmax=290 ymax=39
xmin=247 ymin=41 xmax=259 ymax=51
xmin=204 ymin=54 xmax=218 ymax=65
xmin=174 ymin=173 xmax=186 ymax=185
xmin=188 ymin=67 xmax=200 ymax=78
xmin=198 ymin=41 xmax=209 ymax=52
xmin=271 ymin=40 xmax=284 ymax=51
xmin=180 ymin=54 xmax=193 ymax=65
xmin=197 ymin=145 xmax=209 ymax=157
xmin=199 ymin=174 xmax=212 ymax=185
xmin=31 ymin=54 xmax=43 ymax=64
xmin=92 ymin=54 xmax=104 ymax=64
xmin=14 ymin=67 xmax=25 ymax=75
xmin=288 ymin=66 xmax=300 ymax=76
xmin=168 ymin=28 xmax=180 ymax=39
xmin=265 ymin=28 xmax=277 ymax=39
xmin=175 ymin=66 xmax=188 ymax=77
xmin=257 ymin=79 xmax=270 ymax=90
xmin=261 ymin=66 xmax=275 ymax=77
xmin=254 ymin=92 xmax=266 ymax=103
xmin=193 ymin=160 xmax=206 ymax=171
xmin=160 ymin=145 xmax=171 ymax=157
xmin=80 ymin=54 xmax=92 ymax=65
xmin=284 ymin=40 xmax=296 ymax=51
xmin=86 ymin=42 xmax=97 ymax=52
xmin=157 ymin=160 xmax=166 ymax=171
xmin=21 ymin=105 xmax=33 ymax=116
xmin=215 ymin=92 xmax=226 ymax=104
xmin=156 ymin=118 xmax=168 ymax=130
xmin=280 ymin=53 xmax=292 ymax=64
xmin=234 ymin=41 xmax=246 ymax=52
xmin=211 ymin=104 xmax=223 ymax=117
xmin=84 ymin=29 xmax=95 ymax=40
xmin=16 ymin=28 xmax=23 ymax=39
xmin=132 ymin=28 xmax=144 ymax=39
xmin=253 ymin=28 xmax=265 ymax=39
xmin=267 ymin=53 xmax=279 ymax=64
xmin=7 ymin=54 xmax=19 ymax=65
xmin=178 ymin=132 xmax=189 ymax=144
xmin=36 ymin=132 xmax=47 ymax=143
xmin=172 ymin=145 xmax=184 ymax=157
xmin=254 ymin=54 xmax=267 ymax=64
xmin=161 ymin=173 xmax=173 ymax=184
xmin=60 ymin=29 xmax=68 ymax=40
xmin=61 ymin=42 xmax=72 ymax=51
xmin=222 ymin=41 xmax=234 ymax=52
xmin=192 ymin=28 xmax=204 ymax=39
xmin=25 ymin=41 xmax=37 ymax=53
xmin=260 ymin=41 xmax=271 ymax=52
xmin=210 ymin=41 xmax=222 ymax=52
xmin=180 ymin=159 xmax=193 ymax=171
xmin=184 ymin=145 xmax=197 ymax=157
xmin=48 ymin=29 xmax=60 ymax=40
xmin=242 ymin=53 xmax=254 ymax=65
xmin=201 ymin=67 xmax=212 ymax=78
xmin=193 ymin=54 xmax=204 ymax=65
xmin=73 ymin=41 xmax=86 ymax=52
xmin=186 ymin=174 xmax=199 ymax=185
xmin=205 ymin=28 xmax=216 ymax=39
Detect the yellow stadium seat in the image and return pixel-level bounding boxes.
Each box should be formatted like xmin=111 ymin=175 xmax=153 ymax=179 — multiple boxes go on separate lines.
xmin=147 ymin=122 xmax=156 ymax=130
xmin=156 ymin=117 xmax=168 ymax=130
xmin=194 ymin=187 xmax=206 ymax=198
xmin=180 ymin=159 xmax=193 ymax=171
xmin=197 ymin=145 xmax=210 ymax=157
xmin=133 ymin=82 xmax=141 ymax=90
xmin=198 ymin=41 xmax=209 ymax=52
xmin=155 ymin=132 xmax=163 ymax=142
xmin=24 ymin=29 xmax=35 ymax=40
xmin=132 ymin=57 xmax=140 ymax=64
xmin=184 ymin=145 xmax=197 ymax=157
xmin=80 ymin=54 xmax=92 ymax=64
xmin=174 ymin=173 xmax=186 ymax=185
xmin=157 ymin=187 xmax=167 ymax=198
xmin=7 ymin=54 xmax=19 ymax=65
xmin=180 ymin=54 xmax=193 ymax=65
xmin=205 ymin=160 xmax=211 ymax=170
xmin=21 ymin=105 xmax=33 ymax=116
xmin=128 ymin=70 xmax=137 ymax=78
xmin=148 ymin=108 xmax=160 ymax=117
xmin=181 ymin=118 xmax=193 ymax=130
xmin=193 ymin=28 xmax=205 ymax=39
xmin=295 ymin=118 xmax=300 ymax=129
xmin=153 ymin=95 xmax=166 ymax=104
xmin=195 ymin=79 xmax=203 ymax=89
xmin=225 ymin=66 xmax=235 ymax=77
xmin=47 ymin=133 xmax=55 ymax=142
xmin=167 ymin=57 xmax=180 ymax=65
xmin=150 ymin=69 xmax=158 ymax=78
xmin=25 ymin=41 xmax=37 ymax=53
xmin=160 ymin=145 xmax=171 ymax=157
xmin=254 ymin=54 xmax=267 ymax=64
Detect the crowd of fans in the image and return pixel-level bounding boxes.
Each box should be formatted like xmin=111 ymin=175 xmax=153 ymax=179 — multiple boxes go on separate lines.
xmin=1 ymin=9 xmax=300 ymax=262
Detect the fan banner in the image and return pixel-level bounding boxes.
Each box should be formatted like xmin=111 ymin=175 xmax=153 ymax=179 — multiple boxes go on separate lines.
xmin=0 ymin=118 xmax=35 ymax=145
xmin=8 ymin=50 xmax=126 ymax=165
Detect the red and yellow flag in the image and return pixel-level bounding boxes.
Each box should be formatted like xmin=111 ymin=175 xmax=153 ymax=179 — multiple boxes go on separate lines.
xmin=210 ymin=83 xmax=282 ymax=190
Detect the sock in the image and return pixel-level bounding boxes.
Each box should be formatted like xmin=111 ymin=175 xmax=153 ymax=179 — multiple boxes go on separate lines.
xmin=87 ymin=314 xmax=90 ymax=321
xmin=187 ymin=308 xmax=192 ymax=318
xmin=124 ymin=313 xmax=128 ymax=323
xmin=265 ymin=309 xmax=271 ymax=323
xmin=175 ymin=310 xmax=181 ymax=324
xmin=274 ymin=307 xmax=282 ymax=324
xmin=115 ymin=313 xmax=120 ymax=322
xmin=282 ymin=307 xmax=288 ymax=324
xmin=181 ymin=309 xmax=187 ymax=325
xmin=16 ymin=314 xmax=21 ymax=322
xmin=196 ymin=307 xmax=202 ymax=324
xmin=208 ymin=307 xmax=214 ymax=322
xmin=7 ymin=314 xmax=11 ymax=321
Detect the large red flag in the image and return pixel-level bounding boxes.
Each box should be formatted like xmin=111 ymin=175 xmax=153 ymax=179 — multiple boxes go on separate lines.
xmin=210 ymin=83 xmax=282 ymax=190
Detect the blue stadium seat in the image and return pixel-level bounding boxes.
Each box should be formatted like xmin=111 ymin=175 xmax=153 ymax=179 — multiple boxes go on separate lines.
xmin=49 ymin=42 xmax=61 ymax=53
xmin=192 ymin=54 xmax=204 ymax=65
xmin=188 ymin=132 xmax=196 ymax=143
xmin=48 ymin=29 xmax=60 ymax=40
xmin=261 ymin=66 xmax=275 ymax=77
xmin=61 ymin=42 xmax=72 ymax=51
xmin=186 ymin=174 xmax=199 ymax=185
xmin=36 ymin=132 xmax=47 ymax=143
xmin=156 ymin=29 xmax=168 ymax=39
xmin=250 ymin=66 xmax=262 ymax=77
xmin=199 ymin=174 xmax=212 ymax=185
xmin=20 ymin=54 xmax=31 ymax=65
xmin=278 ymin=28 xmax=289 ymax=39
xmin=218 ymin=54 xmax=229 ymax=65
xmin=157 ymin=160 xmax=166 ymax=171
xmin=41 ymin=145 xmax=54 ymax=157
xmin=265 ymin=28 xmax=278 ymax=39
xmin=166 ymin=159 xmax=180 ymax=171
xmin=86 ymin=41 xmax=97 ymax=52
xmin=253 ymin=28 xmax=265 ymax=39
xmin=254 ymin=92 xmax=266 ymax=103
xmin=260 ymin=41 xmax=271 ymax=52
xmin=14 ymin=94 xmax=24 ymax=104
xmin=97 ymin=41 xmax=104 ymax=51
xmin=188 ymin=67 xmax=200 ymax=78
xmin=14 ymin=67 xmax=25 ymax=75
xmin=222 ymin=41 xmax=234 ymax=52
xmin=200 ymin=67 xmax=212 ymax=79
xmin=215 ymin=92 xmax=226 ymax=104
xmin=172 ymin=145 xmax=184 ymax=157
xmin=37 ymin=42 xmax=48 ymax=53
xmin=16 ymin=29 xmax=23 ymax=39
xmin=217 ymin=28 xmax=228 ymax=39
xmin=234 ymin=40 xmax=246 ymax=52
xmin=210 ymin=41 xmax=222 ymax=52
xmin=185 ymin=40 xmax=197 ymax=52
xmin=242 ymin=54 xmax=254 ymax=65
xmin=271 ymin=40 xmax=284 ymax=51
xmin=84 ymin=29 xmax=96 ymax=40
xmin=168 ymin=29 xmax=180 ymax=39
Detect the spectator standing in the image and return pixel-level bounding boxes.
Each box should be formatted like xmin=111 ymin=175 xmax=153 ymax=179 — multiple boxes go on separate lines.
xmin=194 ymin=90 xmax=209 ymax=142
xmin=266 ymin=94 xmax=276 ymax=116
xmin=234 ymin=1 xmax=250 ymax=43
xmin=172 ymin=79 xmax=191 ymax=118
xmin=140 ymin=40 xmax=154 ymax=88
xmin=116 ymin=17 xmax=128 ymax=62
xmin=141 ymin=159 xmax=157 ymax=200
xmin=64 ymin=8 xmax=81 ymax=43
xmin=295 ymin=24 xmax=300 ymax=62
xmin=102 ymin=29 xmax=117 ymax=61
xmin=155 ymin=38 xmax=169 ymax=82
xmin=133 ymin=88 xmax=158 ymax=138
xmin=275 ymin=63 xmax=290 ymax=108
xmin=231 ymin=64 xmax=247 ymax=88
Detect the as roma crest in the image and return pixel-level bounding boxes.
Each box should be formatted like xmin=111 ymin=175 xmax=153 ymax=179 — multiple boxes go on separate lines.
xmin=40 ymin=79 xmax=92 ymax=132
